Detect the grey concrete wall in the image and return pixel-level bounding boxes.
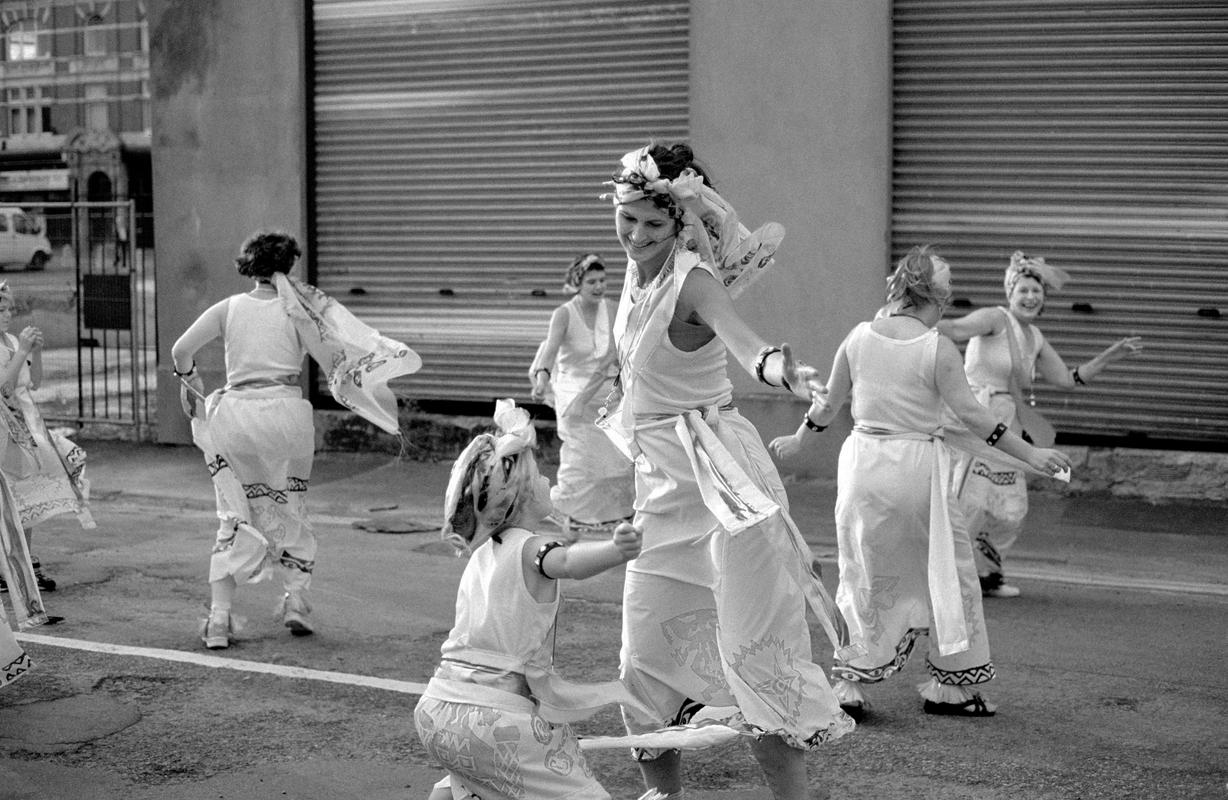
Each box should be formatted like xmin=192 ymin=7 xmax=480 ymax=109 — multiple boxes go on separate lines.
xmin=691 ymin=1 xmax=892 ymax=479
xmin=149 ymin=0 xmax=307 ymax=443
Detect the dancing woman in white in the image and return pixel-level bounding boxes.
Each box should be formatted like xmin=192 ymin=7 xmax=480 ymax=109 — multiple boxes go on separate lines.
xmin=602 ymin=142 xmax=853 ymax=800
xmin=772 ymin=246 xmax=1072 ymax=719
xmin=529 ymin=253 xmax=634 ymax=536
xmin=172 ymin=231 xmax=419 ymax=649
xmin=937 ymin=252 xmax=1143 ymax=597
xmin=0 ymin=282 xmax=94 ymax=593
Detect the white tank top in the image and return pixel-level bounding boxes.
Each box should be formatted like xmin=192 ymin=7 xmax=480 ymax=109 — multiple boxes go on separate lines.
xmin=223 ymin=293 xmax=306 ymax=388
xmin=845 ymin=321 xmax=945 ymax=434
xmin=439 ymin=528 xmax=559 ymax=674
xmin=964 ymin=307 xmax=1045 ymax=394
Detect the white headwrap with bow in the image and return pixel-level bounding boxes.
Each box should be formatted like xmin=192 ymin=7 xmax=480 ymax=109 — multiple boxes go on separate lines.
xmin=602 ymin=145 xmax=785 ymax=298
xmin=441 ymin=399 xmax=541 ymax=555
xmin=1004 ymin=251 xmax=1070 ymax=298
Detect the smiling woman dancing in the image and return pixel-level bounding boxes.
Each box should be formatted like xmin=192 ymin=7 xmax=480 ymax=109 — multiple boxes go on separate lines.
xmin=937 ymin=252 xmax=1143 ymax=597
xmin=599 ymin=143 xmax=853 ymax=800
xmin=529 ymin=253 xmax=634 ymax=537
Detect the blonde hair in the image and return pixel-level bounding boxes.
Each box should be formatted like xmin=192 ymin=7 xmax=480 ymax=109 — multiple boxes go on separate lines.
xmin=886 ymin=245 xmax=950 ymax=310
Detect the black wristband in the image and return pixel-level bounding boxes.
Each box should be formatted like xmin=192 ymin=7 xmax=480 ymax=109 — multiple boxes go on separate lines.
xmin=754 ymin=346 xmax=782 ymax=387
xmin=173 ymin=361 xmax=197 ymax=378
xmin=1072 ymin=366 xmax=1086 ymax=385
xmin=986 ymin=422 xmax=1008 ymax=446
xmin=803 ymin=413 xmax=827 ymax=433
xmin=534 ymin=540 xmax=566 ymax=579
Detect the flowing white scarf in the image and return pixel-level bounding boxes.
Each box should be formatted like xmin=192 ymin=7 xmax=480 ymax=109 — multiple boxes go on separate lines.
xmin=273 ymin=273 xmax=421 ymax=435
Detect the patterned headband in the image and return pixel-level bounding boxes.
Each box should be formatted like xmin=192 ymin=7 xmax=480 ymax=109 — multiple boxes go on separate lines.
xmin=600 ymin=146 xmax=674 ymax=209
xmin=1004 ymin=251 xmax=1070 ymax=297
xmin=440 ymin=399 xmax=539 ymax=555
xmin=0 ymin=281 xmax=11 ymax=304
xmin=562 ymin=254 xmax=604 ymax=294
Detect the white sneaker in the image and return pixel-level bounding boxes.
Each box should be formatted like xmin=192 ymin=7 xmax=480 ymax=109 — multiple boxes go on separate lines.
xmin=983 ymin=583 xmax=1021 ymax=598
xmin=202 ymin=610 xmax=231 ymax=649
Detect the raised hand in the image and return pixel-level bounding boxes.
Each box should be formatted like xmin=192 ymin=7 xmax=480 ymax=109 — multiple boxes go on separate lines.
xmin=780 ymin=343 xmax=823 ymax=401
xmin=17 ymin=325 xmax=41 ymax=352
xmin=1103 ymin=336 xmax=1143 ymax=363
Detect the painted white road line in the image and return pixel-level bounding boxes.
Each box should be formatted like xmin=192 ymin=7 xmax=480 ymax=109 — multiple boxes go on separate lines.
xmin=812 ymin=556 xmax=1226 ymax=597
xmin=15 ymin=633 xmax=429 ymax=696
xmin=1005 ymin=566 xmax=1228 ymax=597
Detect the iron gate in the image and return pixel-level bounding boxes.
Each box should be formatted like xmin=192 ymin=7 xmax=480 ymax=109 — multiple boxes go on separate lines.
xmin=10 ymin=200 xmax=157 ymax=439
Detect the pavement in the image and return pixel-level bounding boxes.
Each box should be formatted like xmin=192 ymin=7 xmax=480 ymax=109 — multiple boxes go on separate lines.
xmin=77 ymin=438 xmax=1228 ymax=597
xmin=2 ymin=438 xmax=1226 ymax=800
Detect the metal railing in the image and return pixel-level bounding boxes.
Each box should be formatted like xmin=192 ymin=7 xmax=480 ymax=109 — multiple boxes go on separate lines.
xmin=11 ymin=200 xmax=157 ymax=439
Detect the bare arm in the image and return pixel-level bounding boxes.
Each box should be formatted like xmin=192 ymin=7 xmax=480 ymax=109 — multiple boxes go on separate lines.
xmin=171 ymin=300 xmax=226 ymax=416
xmin=27 ymin=345 xmax=41 ymax=390
xmin=768 ymin=336 xmax=851 ymax=462
xmin=521 ymin=523 xmax=642 ymax=600
xmin=682 ymin=268 xmax=821 ymax=401
xmin=936 ymin=307 xmax=1001 ymax=344
xmin=171 ymin=300 xmax=227 ymax=374
xmin=1035 ymin=335 xmax=1144 ymax=389
xmin=935 ymin=336 xmax=1070 ymax=474
xmin=529 ymin=305 xmax=569 ymax=399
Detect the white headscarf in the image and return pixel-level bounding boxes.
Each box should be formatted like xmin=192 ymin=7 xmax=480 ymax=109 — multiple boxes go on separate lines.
xmin=602 ymin=145 xmax=785 ymax=298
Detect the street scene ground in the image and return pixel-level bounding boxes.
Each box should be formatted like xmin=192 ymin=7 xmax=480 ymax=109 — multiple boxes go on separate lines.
xmin=1 ymin=440 xmax=1225 ymax=800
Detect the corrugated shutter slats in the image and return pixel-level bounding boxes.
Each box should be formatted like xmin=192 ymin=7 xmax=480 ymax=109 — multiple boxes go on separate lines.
xmin=311 ymin=0 xmax=688 ymax=404
xmin=893 ymin=0 xmax=1228 ymax=445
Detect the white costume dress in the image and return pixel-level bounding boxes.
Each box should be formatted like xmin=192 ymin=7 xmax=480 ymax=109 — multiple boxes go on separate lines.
xmin=546 ymin=297 xmax=634 ymax=527
xmin=604 ymin=250 xmax=853 ymax=751
xmin=415 ymin=527 xmax=612 ymax=800
xmin=198 ymin=293 xmax=316 ymax=596
xmin=0 ymin=332 xmax=92 ymax=529
xmin=953 ymin=307 xmax=1046 ymax=578
xmin=831 ymin=322 xmax=993 ymax=689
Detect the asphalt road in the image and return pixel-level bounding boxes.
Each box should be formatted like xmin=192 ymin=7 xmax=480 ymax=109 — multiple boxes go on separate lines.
xmin=1 ymin=443 xmax=1225 ymax=800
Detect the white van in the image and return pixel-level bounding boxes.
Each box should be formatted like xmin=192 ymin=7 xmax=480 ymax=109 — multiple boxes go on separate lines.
xmin=0 ymin=206 xmax=52 ymax=271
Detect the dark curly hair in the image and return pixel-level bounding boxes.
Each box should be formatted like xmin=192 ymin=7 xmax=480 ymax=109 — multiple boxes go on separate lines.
xmin=234 ymin=231 xmax=301 ymax=279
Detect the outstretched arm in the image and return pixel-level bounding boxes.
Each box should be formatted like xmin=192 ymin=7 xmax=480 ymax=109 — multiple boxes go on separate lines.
xmin=682 ymin=268 xmax=821 ymax=401
xmin=936 ymin=307 xmax=1001 ymax=344
xmin=935 ymin=336 xmax=1070 ymax=475
xmin=1035 ymin=335 xmax=1143 ymax=389
xmin=522 ymin=523 xmax=642 ymax=600
xmin=768 ymin=336 xmax=851 ymax=462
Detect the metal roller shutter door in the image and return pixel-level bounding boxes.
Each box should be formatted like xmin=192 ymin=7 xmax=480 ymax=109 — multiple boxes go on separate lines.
xmin=892 ymin=0 xmax=1228 ymax=446
xmin=310 ymin=0 xmax=688 ymax=406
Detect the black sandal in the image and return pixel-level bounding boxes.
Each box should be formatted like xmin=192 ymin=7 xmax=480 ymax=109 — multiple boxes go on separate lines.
xmin=923 ymin=695 xmax=996 ymax=717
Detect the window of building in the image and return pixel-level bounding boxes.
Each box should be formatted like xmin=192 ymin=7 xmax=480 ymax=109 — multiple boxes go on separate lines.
xmin=4 ymin=86 xmax=50 ymax=135
xmin=5 ymin=19 xmax=50 ymax=61
xmin=84 ymin=14 xmax=107 ymax=56
xmin=85 ymin=84 xmax=108 ymax=131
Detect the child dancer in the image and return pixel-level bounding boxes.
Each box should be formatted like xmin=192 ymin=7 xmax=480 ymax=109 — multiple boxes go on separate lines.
xmin=0 ymin=281 xmax=94 ymax=595
xmin=414 ymin=399 xmax=658 ymax=800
